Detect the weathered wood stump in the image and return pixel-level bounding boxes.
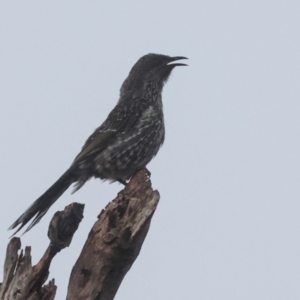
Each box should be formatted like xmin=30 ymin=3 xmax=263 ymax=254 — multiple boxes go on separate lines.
xmin=0 ymin=170 xmax=159 ymax=300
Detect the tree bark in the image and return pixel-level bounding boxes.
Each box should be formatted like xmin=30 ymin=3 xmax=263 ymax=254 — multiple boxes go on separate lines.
xmin=0 ymin=203 xmax=84 ymax=300
xmin=0 ymin=169 xmax=159 ymax=300
xmin=66 ymin=169 xmax=160 ymax=300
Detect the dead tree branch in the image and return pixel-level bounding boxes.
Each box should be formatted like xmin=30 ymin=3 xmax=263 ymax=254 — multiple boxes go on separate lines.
xmin=66 ymin=169 xmax=160 ymax=300
xmin=1 ymin=169 xmax=159 ymax=300
xmin=0 ymin=203 xmax=84 ymax=300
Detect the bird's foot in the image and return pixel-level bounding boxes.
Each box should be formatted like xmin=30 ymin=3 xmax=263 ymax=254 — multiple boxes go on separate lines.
xmin=118 ymin=179 xmax=128 ymax=186
xmin=144 ymin=168 xmax=151 ymax=177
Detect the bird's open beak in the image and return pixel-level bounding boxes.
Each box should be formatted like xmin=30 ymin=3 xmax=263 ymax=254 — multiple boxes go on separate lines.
xmin=167 ymin=56 xmax=188 ymax=67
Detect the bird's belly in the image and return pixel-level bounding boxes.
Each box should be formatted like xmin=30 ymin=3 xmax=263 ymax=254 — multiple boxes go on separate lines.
xmin=94 ymin=125 xmax=165 ymax=181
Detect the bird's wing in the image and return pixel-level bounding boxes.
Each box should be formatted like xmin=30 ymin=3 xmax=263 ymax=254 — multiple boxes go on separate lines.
xmin=74 ymin=99 xmax=146 ymax=163
xmin=73 ymin=130 xmax=116 ymax=163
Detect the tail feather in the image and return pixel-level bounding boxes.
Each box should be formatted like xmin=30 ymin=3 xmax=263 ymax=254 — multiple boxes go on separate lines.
xmin=9 ymin=167 xmax=75 ymax=236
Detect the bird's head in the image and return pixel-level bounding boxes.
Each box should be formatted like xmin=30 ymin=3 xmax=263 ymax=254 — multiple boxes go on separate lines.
xmin=120 ymin=53 xmax=187 ymax=99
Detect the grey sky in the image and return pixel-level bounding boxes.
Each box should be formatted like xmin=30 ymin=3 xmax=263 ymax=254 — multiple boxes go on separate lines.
xmin=1 ymin=1 xmax=300 ymax=299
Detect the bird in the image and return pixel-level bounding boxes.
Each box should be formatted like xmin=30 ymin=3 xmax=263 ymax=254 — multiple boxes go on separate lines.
xmin=9 ymin=53 xmax=187 ymax=235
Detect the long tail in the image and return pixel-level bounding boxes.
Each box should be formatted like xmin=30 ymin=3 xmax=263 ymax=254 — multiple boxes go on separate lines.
xmin=9 ymin=167 xmax=76 ymax=236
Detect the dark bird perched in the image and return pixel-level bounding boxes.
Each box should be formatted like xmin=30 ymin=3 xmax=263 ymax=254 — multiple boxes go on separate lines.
xmin=9 ymin=53 xmax=187 ymax=235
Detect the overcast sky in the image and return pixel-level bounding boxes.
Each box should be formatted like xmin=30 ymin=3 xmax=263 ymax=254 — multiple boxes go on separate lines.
xmin=1 ymin=2 xmax=300 ymax=299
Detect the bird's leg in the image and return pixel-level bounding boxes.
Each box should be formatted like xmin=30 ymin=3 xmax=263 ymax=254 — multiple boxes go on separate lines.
xmin=118 ymin=179 xmax=127 ymax=186
xmin=144 ymin=168 xmax=151 ymax=177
